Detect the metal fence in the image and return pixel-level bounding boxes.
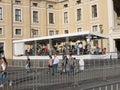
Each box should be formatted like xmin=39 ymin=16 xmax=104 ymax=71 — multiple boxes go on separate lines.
xmin=7 ymin=59 xmax=48 ymax=68
xmin=0 ymin=59 xmax=120 ymax=90
xmin=7 ymin=59 xmax=120 ymax=69
xmin=84 ymin=81 xmax=120 ymax=90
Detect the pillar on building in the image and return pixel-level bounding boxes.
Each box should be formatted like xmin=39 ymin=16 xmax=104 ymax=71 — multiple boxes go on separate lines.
xmin=109 ymin=36 xmax=116 ymax=52
xmin=34 ymin=41 xmax=37 ymax=55
xmin=107 ymin=0 xmax=115 ymax=53
xmin=107 ymin=0 xmax=115 ymax=32
xmin=49 ymin=39 xmax=52 ymax=55
xmin=65 ymin=37 xmax=69 ymax=55
xmin=86 ymin=34 xmax=92 ymax=54
xmin=99 ymin=24 xmax=103 ymax=49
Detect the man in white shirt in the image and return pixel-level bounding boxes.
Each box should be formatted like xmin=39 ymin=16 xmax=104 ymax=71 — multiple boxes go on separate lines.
xmin=79 ymin=58 xmax=84 ymax=71
xmin=52 ymin=53 xmax=59 ymax=75
xmin=78 ymin=42 xmax=83 ymax=55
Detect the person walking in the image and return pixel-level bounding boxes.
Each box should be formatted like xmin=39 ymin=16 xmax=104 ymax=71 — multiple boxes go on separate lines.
xmin=78 ymin=42 xmax=83 ymax=55
xmin=25 ymin=56 xmax=31 ymax=73
xmin=73 ymin=58 xmax=77 ymax=73
xmin=79 ymin=58 xmax=85 ymax=72
xmin=52 ymin=53 xmax=59 ymax=76
xmin=48 ymin=55 xmax=53 ymax=73
xmin=68 ymin=54 xmax=74 ymax=73
xmin=60 ymin=55 xmax=67 ymax=74
xmin=0 ymin=57 xmax=8 ymax=87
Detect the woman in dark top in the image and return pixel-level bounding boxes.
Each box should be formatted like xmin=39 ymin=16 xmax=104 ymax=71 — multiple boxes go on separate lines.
xmin=25 ymin=57 xmax=31 ymax=72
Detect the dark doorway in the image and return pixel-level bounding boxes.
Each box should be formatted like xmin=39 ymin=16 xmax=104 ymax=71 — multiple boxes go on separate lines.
xmin=113 ymin=0 xmax=120 ymax=17
xmin=0 ymin=42 xmax=4 ymax=57
xmin=115 ymin=39 xmax=120 ymax=52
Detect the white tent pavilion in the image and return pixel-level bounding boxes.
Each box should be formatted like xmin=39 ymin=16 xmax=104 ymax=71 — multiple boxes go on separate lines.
xmin=13 ymin=30 xmax=115 ymax=60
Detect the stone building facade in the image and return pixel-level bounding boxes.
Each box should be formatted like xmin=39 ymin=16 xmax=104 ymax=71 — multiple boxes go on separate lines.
xmin=0 ymin=0 xmax=119 ymax=59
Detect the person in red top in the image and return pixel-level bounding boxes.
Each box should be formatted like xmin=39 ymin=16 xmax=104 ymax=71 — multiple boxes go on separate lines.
xmin=48 ymin=55 xmax=53 ymax=73
xmin=102 ymin=48 xmax=106 ymax=55
xmin=44 ymin=46 xmax=48 ymax=55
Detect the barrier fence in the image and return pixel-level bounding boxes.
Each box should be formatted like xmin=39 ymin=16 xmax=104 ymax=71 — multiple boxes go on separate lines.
xmin=7 ymin=59 xmax=120 ymax=69
xmin=0 ymin=59 xmax=120 ymax=90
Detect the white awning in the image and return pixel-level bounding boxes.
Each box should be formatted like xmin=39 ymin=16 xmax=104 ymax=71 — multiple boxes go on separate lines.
xmin=13 ymin=31 xmax=108 ymax=43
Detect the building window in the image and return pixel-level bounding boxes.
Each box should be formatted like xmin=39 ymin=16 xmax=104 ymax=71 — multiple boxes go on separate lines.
xmin=49 ymin=30 xmax=54 ymax=36
xmin=77 ymin=8 xmax=81 ymax=21
xmin=33 ymin=11 xmax=38 ymax=23
xmin=0 ymin=7 xmax=3 ymax=20
xmin=92 ymin=25 xmax=98 ymax=32
xmin=15 ymin=29 xmax=21 ymax=35
xmin=77 ymin=28 xmax=82 ymax=32
xmin=76 ymin=0 xmax=81 ymax=4
xmin=0 ymin=43 xmax=4 ymax=53
xmin=91 ymin=4 xmax=98 ymax=18
xmin=64 ymin=30 xmax=69 ymax=34
xmin=32 ymin=29 xmax=38 ymax=36
xmin=55 ymin=30 xmax=59 ymax=35
xmin=32 ymin=3 xmax=38 ymax=7
xmin=0 ymin=28 xmax=3 ymax=35
xmin=64 ymin=4 xmax=68 ymax=8
xmin=49 ymin=13 xmax=54 ymax=24
xmin=64 ymin=12 xmax=68 ymax=23
xmin=48 ymin=5 xmax=53 ymax=9
xmin=15 ymin=0 xmax=21 ymax=4
xmin=15 ymin=9 xmax=21 ymax=22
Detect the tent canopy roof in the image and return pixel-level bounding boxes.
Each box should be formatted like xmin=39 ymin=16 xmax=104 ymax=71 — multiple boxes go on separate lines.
xmin=13 ymin=31 xmax=108 ymax=43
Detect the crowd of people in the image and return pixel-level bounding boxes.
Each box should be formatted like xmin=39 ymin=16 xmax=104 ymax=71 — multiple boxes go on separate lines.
xmin=48 ymin=53 xmax=85 ymax=76
xmin=25 ymin=45 xmax=49 ymax=56
xmin=24 ymin=41 xmax=106 ymax=57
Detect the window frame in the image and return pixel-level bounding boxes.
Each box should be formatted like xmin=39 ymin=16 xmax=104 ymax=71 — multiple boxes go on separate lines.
xmin=32 ymin=3 xmax=38 ymax=7
xmin=64 ymin=30 xmax=69 ymax=34
xmin=32 ymin=11 xmax=39 ymax=23
xmin=92 ymin=24 xmax=100 ymax=33
xmin=90 ymin=3 xmax=98 ymax=19
xmin=14 ymin=28 xmax=22 ymax=36
xmin=48 ymin=5 xmax=53 ymax=9
xmin=76 ymin=0 xmax=81 ymax=4
xmin=14 ymin=8 xmax=22 ymax=22
xmin=64 ymin=4 xmax=68 ymax=8
xmin=32 ymin=29 xmax=39 ymax=37
xmin=0 ymin=27 xmax=3 ymax=35
xmin=15 ymin=0 xmax=21 ymax=4
xmin=77 ymin=27 xmax=82 ymax=32
xmin=49 ymin=12 xmax=54 ymax=24
xmin=0 ymin=7 xmax=3 ymax=20
xmin=76 ymin=8 xmax=82 ymax=21
xmin=64 ymin=12 xmax=68 ymax=24
xmin=48 ymin=30 xmax=55 ymax=36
